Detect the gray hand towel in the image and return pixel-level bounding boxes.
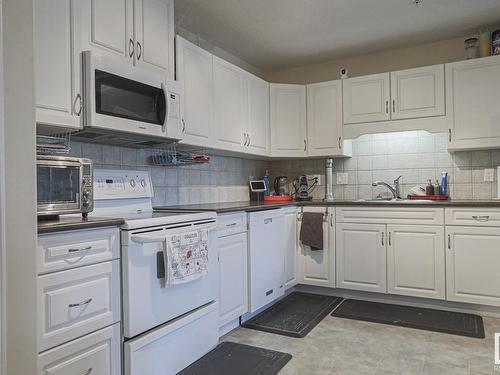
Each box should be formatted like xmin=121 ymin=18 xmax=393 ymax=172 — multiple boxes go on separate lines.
xmin=299 ymin=212 xmax=324 ymax=250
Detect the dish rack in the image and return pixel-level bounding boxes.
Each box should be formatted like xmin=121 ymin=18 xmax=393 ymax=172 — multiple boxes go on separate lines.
xmin=36 ymin=133 xmax=72 ymax=155
xmin=149 ymin=143 xmax=211 ymax=167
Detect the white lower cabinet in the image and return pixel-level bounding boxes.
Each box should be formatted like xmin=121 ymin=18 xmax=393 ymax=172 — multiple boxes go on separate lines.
xmin=446 ymin=226 xmax=500 ymax=306
xmin=218 ymin=232 xmax=248 ymax=326
xmin=298 ymin=207 xmax=335 ymax=288
xmin=38 ymin=323 xmax=121 ymax=375
xmin=284 ymin=207 xmax=298 ymax=289
xmin=387 ymin=225 xmax=445 ymax=300
xmin=336 ymin=223 xmax=386 ymax=293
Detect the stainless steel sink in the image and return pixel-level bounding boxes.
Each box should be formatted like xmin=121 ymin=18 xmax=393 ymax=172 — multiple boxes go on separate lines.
xmin=356 ymin=198 xmax=434 ymax=203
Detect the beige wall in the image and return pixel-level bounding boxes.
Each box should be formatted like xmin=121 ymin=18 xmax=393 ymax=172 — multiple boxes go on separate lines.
xmin=263 ymin=36 xmax=468 ymax=84
xmin=3 ymin=0 xmax=37 ymax=374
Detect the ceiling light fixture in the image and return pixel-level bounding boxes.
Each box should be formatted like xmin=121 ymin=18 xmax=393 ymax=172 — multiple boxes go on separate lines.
xmin=411 ymin=0 xmax=422 ymax=7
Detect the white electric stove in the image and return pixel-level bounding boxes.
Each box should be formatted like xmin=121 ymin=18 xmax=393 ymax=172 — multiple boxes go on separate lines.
xmin=91 ymin=169 xmax=219 ymax=375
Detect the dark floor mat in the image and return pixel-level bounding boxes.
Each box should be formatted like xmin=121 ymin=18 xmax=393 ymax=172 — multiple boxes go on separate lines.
xmin=241 ymin=292 xmax=343 ymax=338
xmin=332 ymin=299 xmax=485 ymax=338
xmin=178 ymin=342 xmax=292 ymax=375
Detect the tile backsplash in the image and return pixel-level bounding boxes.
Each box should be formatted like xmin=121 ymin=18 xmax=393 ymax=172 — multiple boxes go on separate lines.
xmin=69 ymin=142 xmax=269 ymax=206
xmin=71 ymin=130 xmax=500 ymax=207
xmin=269 ymin=131 xmax=500 ymax=201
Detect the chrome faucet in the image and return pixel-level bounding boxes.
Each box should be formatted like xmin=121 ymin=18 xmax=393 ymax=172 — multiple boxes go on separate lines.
xmin=372 ymin=176 xmax=403 ymax=199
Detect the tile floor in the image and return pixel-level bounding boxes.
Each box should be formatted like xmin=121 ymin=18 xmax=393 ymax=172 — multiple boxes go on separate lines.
xmin=222 ymin=314 xmax=500 ymax=374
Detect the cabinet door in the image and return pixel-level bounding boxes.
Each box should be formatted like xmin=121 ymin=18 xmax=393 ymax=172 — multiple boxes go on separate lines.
xmin=270 ymin=84 xmax=307 ymax=157
xmin=307 ymin=80 xmax=347 ymax=156
xmin=35 ymin=0 xmax=81 ymax=129
xmin=447 ymin=55 xmax=500 ymax=150
xmin=391 ymin=65 xmax=445 ymax=120
xmin=79 ymin=0 xmax=134 ymax=62
xmin=284 ymin=208 xmax=298 ymax=289
xmin=336 ymin=223 xmax=386 ymax=293
xmin=446 ymin=226 xmax=500 ymax=307
xmin=342 ymin=72 xmax=391 ymax=124
xmin=212 ymin=56 xmax=247 ymax=152
xmin=176 ymin=37 xmax=213 ymax=147
xmin=134 ymin=0 xmax=174 ymax=78
xmin=298 ymin=207 xmax=335 ymax=288
xmin=387 ymin=225 xmax=445 ymax=300
xmin=247 ymin=74 xmax=270 ymax=155
xmin=218 ymin=232 xmax=248 ymax=327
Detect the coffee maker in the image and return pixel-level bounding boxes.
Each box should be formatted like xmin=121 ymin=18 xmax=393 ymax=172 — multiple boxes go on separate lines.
xmin=294 ymin=175 xmax=312 ymax=201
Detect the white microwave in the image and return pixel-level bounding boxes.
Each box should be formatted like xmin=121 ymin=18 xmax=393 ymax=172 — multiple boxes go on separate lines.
xmin=81 ymin=51 xmax=181 ymax=141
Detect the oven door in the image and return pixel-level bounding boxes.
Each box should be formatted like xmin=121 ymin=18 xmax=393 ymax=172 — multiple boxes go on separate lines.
xmin=83 ymin=51 xmax=168 ymax=138
xmin=37 ymin=159 xmax=82 ymax=215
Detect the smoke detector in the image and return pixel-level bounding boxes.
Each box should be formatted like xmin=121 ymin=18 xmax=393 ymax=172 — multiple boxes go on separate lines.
xmin=411 ymin=0 xmax=422 ymax=7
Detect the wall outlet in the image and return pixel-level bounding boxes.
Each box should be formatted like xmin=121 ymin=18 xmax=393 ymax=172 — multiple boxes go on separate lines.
xmin=337 ymin=172 xmax=348 ymax=185
xmin=307 ymin=174 xmax=321 ymax=185
xmin=484 ymin=168 xmax=495 ymax=182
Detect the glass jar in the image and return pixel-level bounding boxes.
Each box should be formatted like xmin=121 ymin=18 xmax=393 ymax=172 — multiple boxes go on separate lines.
xmin=464 ymin=37 xmax=479 ymax=59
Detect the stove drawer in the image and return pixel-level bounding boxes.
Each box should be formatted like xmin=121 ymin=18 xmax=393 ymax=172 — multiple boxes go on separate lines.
xmin=38 ymin=227 xmax=120 ymax=274
xmin=38 ymin=323 xmax=121 ymax=375
xmin=38 ymin=260 xmax=121 ymax=352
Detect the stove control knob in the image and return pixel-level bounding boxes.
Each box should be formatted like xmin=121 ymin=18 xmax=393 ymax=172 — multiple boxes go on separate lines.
xmin=130 ymin=179 xmax=136 ymax=188
xmin=140 ymin=179 xmax=146 ymax=187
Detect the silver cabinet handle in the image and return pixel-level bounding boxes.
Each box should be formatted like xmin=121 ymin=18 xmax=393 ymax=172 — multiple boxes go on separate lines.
xmin=448 ymin=128 xmax=452 ymax=142
xmin=243 ymin=133 xmax=247 ymax=146
xmin=330 ymin=213 xmax=333 ymax=227
xmin=73 ymin=93 xmax=83 ymax=116
xmin=385 ymin=100 xmax=389 ymax=114
xmin=83 ymin=368 xmax=93 ymax=375
xmin=68 ymin=298 xmax=92 ymax=308
xmin=388 ymin=232 xmax=391 ymax=246
xmin=264 ymin=218 xmax=273 ymax=224
xmin=472 ymin=215 xmax=490 ymax=222
xmin=68 ymin=246 xmax=92 ymax=253
xmin=338 ymin=137 xmax=342 ymax=149
xmin=137 ymin=41 xmax=142 ymax=60
xmin=225 ymin=222 xmax=238 ymax=227
xmin=447 ymin=234 xmax=451 ymax=250
xmin=182 ymin=119 xmax=186 ymax=133
xmin=129 ymin=38 xmax=135 ymax=58
xmin=392 ymin=99 xmax=396 ymax=113
xmin=303 ymin=139 xmax=307 ymax=151
xmin=247 ymin=134 xmax=251 ymax=147
xmin=381 ymin=232 xmax=384 ymax=246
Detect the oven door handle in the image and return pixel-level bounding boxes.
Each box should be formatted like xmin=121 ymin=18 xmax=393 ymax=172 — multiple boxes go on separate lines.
xmin=131 ymin=234 xmax=166 ymax=244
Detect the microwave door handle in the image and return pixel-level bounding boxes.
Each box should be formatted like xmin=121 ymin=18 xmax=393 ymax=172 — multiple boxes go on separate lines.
xmin=131 ymin=234 xmax=166 ymax=244
xmin=161 ymin=83 xmax=168 ymax=135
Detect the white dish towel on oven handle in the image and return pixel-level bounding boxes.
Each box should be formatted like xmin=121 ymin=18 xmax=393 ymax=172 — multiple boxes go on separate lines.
xmin=130 ymin=228 xmax=209 ymax=287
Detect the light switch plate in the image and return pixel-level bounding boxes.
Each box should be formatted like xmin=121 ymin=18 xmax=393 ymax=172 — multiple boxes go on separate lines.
xmin=337 ymin=172 xmax=348 ymax=185
xmin=484 ymin=168 xmax=495 ymax=182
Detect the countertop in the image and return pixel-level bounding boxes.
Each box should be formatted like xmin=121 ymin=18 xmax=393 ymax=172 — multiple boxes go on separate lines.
xmin=38 ymin=216 xmax=125 ymax=234
xmin=154 ymin=199 xmax=500 ymax=214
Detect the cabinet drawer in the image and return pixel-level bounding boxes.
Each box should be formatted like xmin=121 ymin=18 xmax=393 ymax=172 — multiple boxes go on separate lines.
xmin=38 ymin=323 xmax=121 ymax=375
xmin=38 ymin=260 xmax=121 ymax=352
xmin=445 ymin=208 xmax=500 ymax=227
xmin=38 ymin=227 xmax=120 ymax=274
xmin=336 ymin=206 xmax=444 ymax=225
xmin=216 ymin=212 xmax=247 ymax=237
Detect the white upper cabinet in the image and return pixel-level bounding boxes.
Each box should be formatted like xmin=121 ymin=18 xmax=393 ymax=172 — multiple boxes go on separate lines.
xmin=342 ymin=73 xmax=391 ymax=124
xmin=133 ymin=0 xmax=174 ymax=78
xmin=270 ymin=84 xmax=307 ymax=157
xmin=447 ymin=55 xmax=500 ymax=151
xmin=307 ymin=80 xmax=351 ymax=157
xmin=390 ymin=65 xmax=445 ymax=120
xmin=212 ymin=56 xmax=248 ymax=153
xmin=79 ymin=0 xmax=134 ymax=62
xmin=247 ymin=74 xmax=270 ymax=155
xmin=387 ymin=225 xmax=445 ymax=300
xmin=176 ymin=36 xmax=213 ymax=147
xmin=35 ymin=0 xmax=81 ymax=129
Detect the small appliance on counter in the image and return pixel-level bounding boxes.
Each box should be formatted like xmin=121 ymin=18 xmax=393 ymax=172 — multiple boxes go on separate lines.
xmin=249 ymin=178 xmax=266 ymax=202
xmin=37 ymin=155 xmax=94 ymax=218
xmin=294 ymin=175 xmax=313 ymax=201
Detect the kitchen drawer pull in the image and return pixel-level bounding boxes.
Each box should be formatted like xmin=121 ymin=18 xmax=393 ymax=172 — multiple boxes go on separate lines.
xmin=136 ymin=41 xmax=142 ymax=60
xmin=68 ymin=298 xmax=92 ymax=308
xmin=68 ymin=246 xmax=92 ymax=253
xmin=225 ymin=222 xmax=238 ymax=227
xmin=264 ymin=218 xmax=273 ymax=224
xmin=83 ymin=368 xmax=93 ymax=375
xmin=129 ymin=38 xmax=135 ymax=58
xmin=472 ymin=215 xmax=490 ymax=222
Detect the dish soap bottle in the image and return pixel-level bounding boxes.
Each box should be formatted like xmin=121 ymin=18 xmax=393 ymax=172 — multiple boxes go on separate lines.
xmin=263 ymin=170 xmax=270 ymax=196
xmin=440 ymin=172 xmax=448 ymax=196
xmin=434 ymin=179 xmax=441 ymax=196
xmin=426 ymin=180 xmax=434 ymax=195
